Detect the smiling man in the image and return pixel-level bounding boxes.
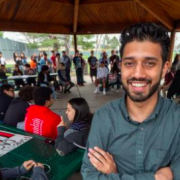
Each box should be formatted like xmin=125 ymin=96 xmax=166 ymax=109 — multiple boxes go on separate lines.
xmin=81 ymin=23 xmax=180 ymax=180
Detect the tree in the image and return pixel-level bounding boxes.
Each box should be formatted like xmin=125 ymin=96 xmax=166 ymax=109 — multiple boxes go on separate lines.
xmin=77 ymin=35 xmax=95 ymax=50
xmin=0 ymin=31 xmax=3 ymax=37
xmin=109 ymin=36 xmax=119 ymax=50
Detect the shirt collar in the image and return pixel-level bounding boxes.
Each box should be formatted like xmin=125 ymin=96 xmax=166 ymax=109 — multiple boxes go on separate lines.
xmin=121 ymin=93 xmax=163 ymax=123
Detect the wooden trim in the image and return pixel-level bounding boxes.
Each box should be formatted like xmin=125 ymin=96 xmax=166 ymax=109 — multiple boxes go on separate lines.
xmin=134 ymin=0 xmax=174 ymax=30
xmin=80 ymin=0 xmax=133 ymax=6
xmin=0 ymin=20 xmax=72 ymax=34
xmin=77 ymin=23 xmax=133 ymax=34
xmin=73 ymin=0 xmax=79 ymax=33
xmin=0 ymin=0 xmax=7 ymax=4
xmin=169 ymin=31 xmax=176 ymax=65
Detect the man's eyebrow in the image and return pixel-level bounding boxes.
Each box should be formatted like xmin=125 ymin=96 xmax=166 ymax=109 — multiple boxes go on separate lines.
xmin=122 ymin=57 xmax=159 ymax=61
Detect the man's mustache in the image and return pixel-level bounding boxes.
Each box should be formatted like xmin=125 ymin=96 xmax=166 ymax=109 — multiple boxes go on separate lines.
xmin=127 ymin=77 xmax=151 ymax=83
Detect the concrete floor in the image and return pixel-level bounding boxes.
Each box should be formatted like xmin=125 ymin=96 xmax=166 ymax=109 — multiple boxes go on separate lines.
xmin=49 ymin=75 xmax=124 ymax=180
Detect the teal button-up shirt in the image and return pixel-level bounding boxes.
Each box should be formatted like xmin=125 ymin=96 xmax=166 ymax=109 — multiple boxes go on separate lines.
xmin=81 ymin=96 xmax=180 ymax=180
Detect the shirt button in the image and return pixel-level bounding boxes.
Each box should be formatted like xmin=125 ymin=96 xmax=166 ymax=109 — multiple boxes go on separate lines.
xmin=138 ymin=150 xmax=142 ymax=154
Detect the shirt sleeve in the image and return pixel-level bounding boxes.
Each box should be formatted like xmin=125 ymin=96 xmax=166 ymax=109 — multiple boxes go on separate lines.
xmin=81 ymin=109 xmax=156 ymax=180
xmin=31 ymin=167 xmax=48 ymax=180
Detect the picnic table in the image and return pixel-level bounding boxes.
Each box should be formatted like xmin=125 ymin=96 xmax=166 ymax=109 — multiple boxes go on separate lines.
xmin=0 ymin=124 xmax=85 ymax=180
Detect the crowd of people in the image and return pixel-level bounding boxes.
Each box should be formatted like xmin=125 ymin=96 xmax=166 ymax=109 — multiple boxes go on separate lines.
xmin=1 ymin=22 xmax=180 ymax=180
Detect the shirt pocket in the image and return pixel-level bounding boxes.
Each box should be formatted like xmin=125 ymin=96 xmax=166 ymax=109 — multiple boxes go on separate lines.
xmin=146 ymin=149 xmax=169 ymax=172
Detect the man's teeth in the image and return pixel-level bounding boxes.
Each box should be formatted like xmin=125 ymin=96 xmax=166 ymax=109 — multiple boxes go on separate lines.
xmin=132 ymin=83 xmax=147 ymax=87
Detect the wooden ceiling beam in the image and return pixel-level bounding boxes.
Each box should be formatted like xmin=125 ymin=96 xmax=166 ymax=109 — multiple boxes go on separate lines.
xmin=46 ymin=0 xmax=73 ymax=5
xmin=134 ymin=0 xmax=174 ymax=30
xmin=73 ymin=0 xmax=79 ymax=33
xmin=77 ymin=23 xmax=133 ymax=34
xmin=80 ymin=0 xmax=133 ymax=6
xmin=0 ymin=0 xmax=8 ymax=4
xmin=0 ymin=20 xmax=72 ymax=34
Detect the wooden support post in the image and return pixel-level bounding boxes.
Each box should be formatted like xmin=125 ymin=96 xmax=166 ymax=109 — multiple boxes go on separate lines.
xmin=169 ymin=31 xmax=176 ymax=66
xmin=74 ymin=34 xmax=77 ymax=52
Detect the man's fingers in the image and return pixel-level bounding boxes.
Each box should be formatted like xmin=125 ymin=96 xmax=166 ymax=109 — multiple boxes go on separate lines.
xmin=89 ymin=153 xmax=103 ymax=170
xmin=89 ymin=148 xmax=107 ymax=165
xmin=94 ymin=147 xmax=112 ymax=162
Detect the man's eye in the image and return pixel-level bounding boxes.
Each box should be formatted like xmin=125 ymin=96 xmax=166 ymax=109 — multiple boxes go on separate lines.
xmin=124 ymin=62 xmax=134 ymax=67
xmin=145 ymin=62 xmax=156 ymax=67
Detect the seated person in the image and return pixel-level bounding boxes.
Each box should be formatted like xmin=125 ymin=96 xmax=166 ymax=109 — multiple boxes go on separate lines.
xmin=0 ymin=160 xmax=48 ymax=180
xmin=58 ymin=63 xmax=74 ymax=93
xmin=0 ymin=65 xmax=7 ymax=84
xmin=159 ymin=66 xmax=175 ymax=98
xmin=12 ymin=64 xmax=25 ymax=88
xmin=0 ymin=84 xmax=14 ymax=121
xmin=4 ymin=86 xmax=34 ymax=127
xmin=24 ymin=63 xmax=36 ymax=86
xmin=108 ymin=62 xmax=121 ymax=92
xmin=25 ymin=87 xmax=61 ymax=139
xmin=38 ymin=65 xmax=58 ymax=100
xmin=93 ymin=62 xmax=109 ymax=95
xmin=55 ymin=97 xmax=93 ymax=156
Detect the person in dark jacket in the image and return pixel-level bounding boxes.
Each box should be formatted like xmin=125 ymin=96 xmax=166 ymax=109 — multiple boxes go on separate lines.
xmin=0 ymin=160 xmax=48 ymax=180
xmin=12 ymin=64 xmax=25 ymax=88
xmin=55 ymin=97 xmax=93 ymax=156
xmin=4 ymin=86 xmax=34 ymax=127
xmin=38 ymin=65 xmax=58 ymax=100
xmin=0 ymin=84 xmax=14 ymax=121
xmin=58 ymin=63 xmax=74 ymax=93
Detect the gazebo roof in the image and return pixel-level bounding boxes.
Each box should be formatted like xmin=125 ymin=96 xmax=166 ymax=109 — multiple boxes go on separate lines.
xmin=0 ymin=0 xmax=180 ymax=34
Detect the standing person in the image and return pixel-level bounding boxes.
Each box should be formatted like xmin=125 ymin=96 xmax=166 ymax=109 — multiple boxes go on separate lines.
xmin=99 ymin=51 xmax=109 ymax=70
xmin=82 ymin=23 xmax=180 ymax=180
xmin=109 ymin=50 xmax=119 ymax=70
xmin=55 ymin=98 xmax=93 ymax=156
xmin=80 ymin=53 xmax=86 ymax=83
xmin=0 ymin=84 xmax=14 ymax=121
xmin=20 ymin=52 xmax=27 ymax=66
xmin=12 ymin=64 xmax=25 ymax=88
xmin=30 ymin=55 xmax=37 ymax=72
xmin=25 ymin=87 xmax=61 ymax=139
xmin=51 ymin=50 xmax=57 ymax=72
xmin=61 ymin=51 xmax=71 ymax=81
xmin=73 ymin=50 xmax=84 ymax=86
xmin=0 ymin=52 xmax=6 ymax=66
xmin=13 ymin=52 xmax=23 ymax=71
xmin=4 ymin=86 xmax=34 ymax=127
xmin=38 ymin=52 xmax=45 ymax=72
xmin=88 ymin=50 xmax=98 ymax=83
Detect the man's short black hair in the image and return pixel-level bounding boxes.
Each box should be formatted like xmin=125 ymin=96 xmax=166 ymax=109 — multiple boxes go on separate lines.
xmin=24 ymin=64 xmax=30 ymax=68
xmin=19 ymin=86 xmax=34 ymax=101
xmin=120 ymin=23 xmax=171 ymax=64
xmin=56 ymin=53 xmax=60 ymax=56
xmin=0 ymin=84 xmax=14 ymax=93
xmin=33 ymin=87 xmax=53 ymax=106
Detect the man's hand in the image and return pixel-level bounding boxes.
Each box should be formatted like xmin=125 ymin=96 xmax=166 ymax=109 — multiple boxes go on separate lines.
xmin=88 ymin=146 xmax=117 ymax=174
xmin=23 ymin=160 xmax=35 ymax=171
xmin=155 ymin=167 xmax=173 ymax=180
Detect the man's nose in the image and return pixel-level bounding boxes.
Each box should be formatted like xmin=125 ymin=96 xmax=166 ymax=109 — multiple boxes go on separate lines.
xmin=133 ymin=64 xmax=146 ymax=79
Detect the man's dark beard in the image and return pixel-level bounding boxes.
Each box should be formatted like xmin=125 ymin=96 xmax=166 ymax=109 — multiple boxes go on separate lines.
xmin=122 ymin=77 xmax=161 ymax=102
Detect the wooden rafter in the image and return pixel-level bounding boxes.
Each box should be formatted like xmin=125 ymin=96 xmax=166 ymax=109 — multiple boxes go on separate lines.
xmin=134 ymin=0 xmax=174 ymax=30
xmin=73 ymin=0 xmax=79 ymax=33
xmin=77 ymin=23 xmax=133 ymax=34
xmin=47 ymin=0 xmax=73 ymax=5
xmin=0 ymin=0 xmax=7 ymax=4
xmin=0 ymin=20 xmax=72 ymax=34
xmin=80 ymin=0 xmax=133 ymax=6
